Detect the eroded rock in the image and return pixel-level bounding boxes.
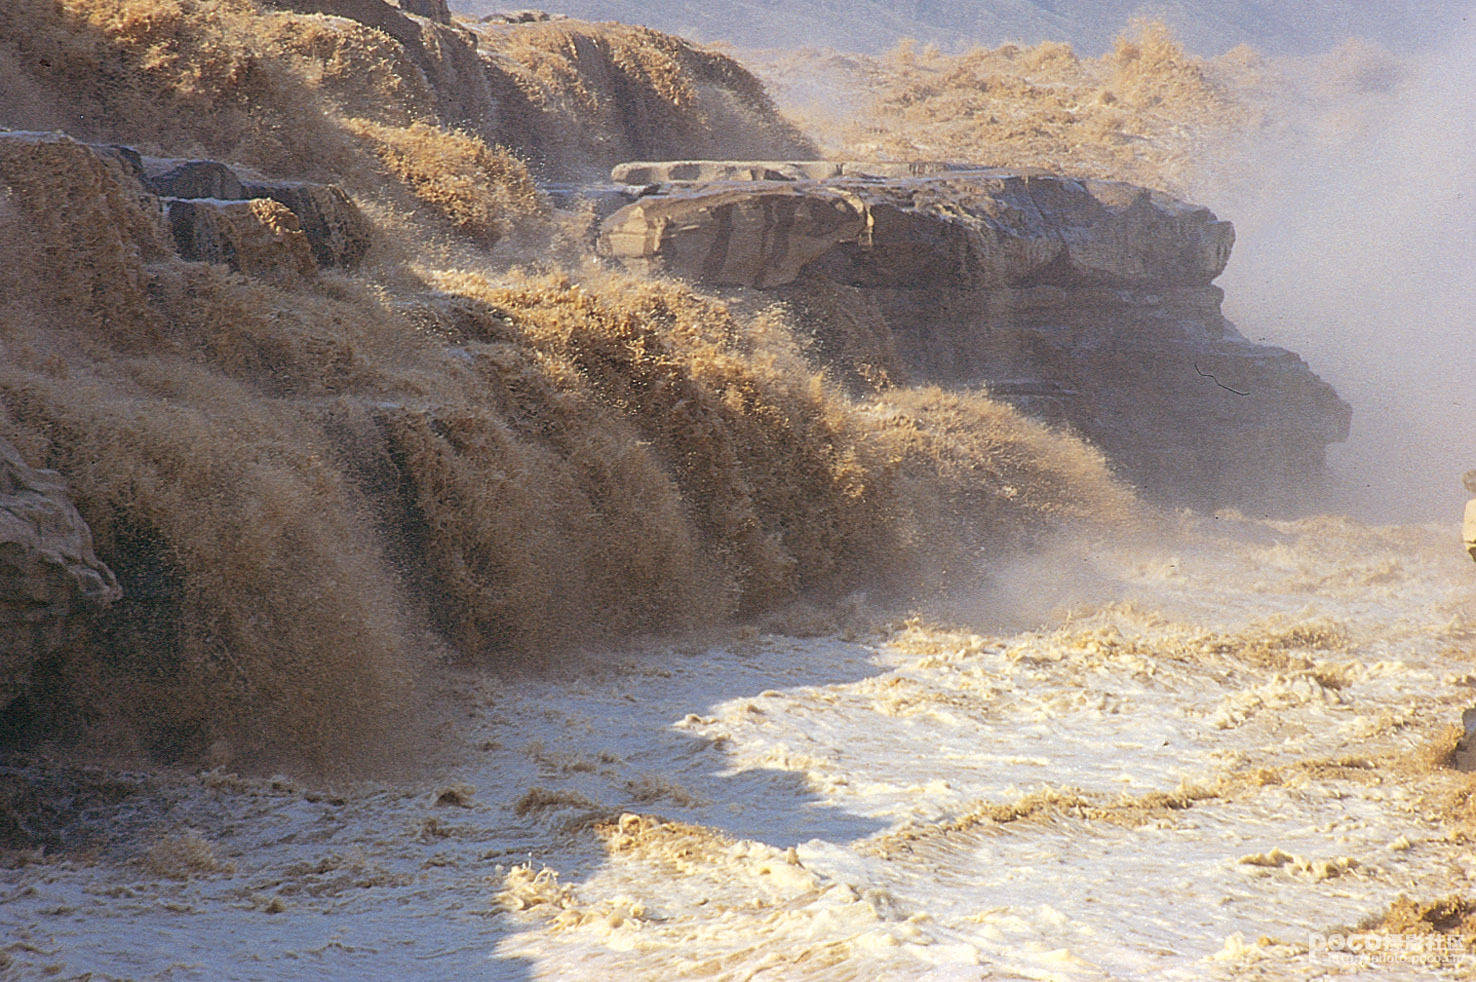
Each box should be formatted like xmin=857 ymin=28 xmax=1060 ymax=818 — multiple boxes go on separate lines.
xmin=479 ymin=9 xmax=566 ymax=23
xmin=2 ymin=130 xmax=370 ymax=300
xmin=165 ymin=197 xmax=318 ymax=280
xmin=600 ymin=166 xmax=1233 ymax=290
xmin=0 ymin=439 xmax=119 ymax=710
xmin=609 ymin=160 xmax=971 ymax=184
xmin=601 ymin=185 xmax=871 ymax=288
xmin=598 ymin=161 xmax=1348 ymax=506
xmin=395 ymin=0 xmax=451 ymax=23
xmin=238 ymin=180 xmax=373 ymax=269
xmin=135 ymin=155 xmax=372 ymax=270
xmin=143 ymin=158 xmax=246 ymax=200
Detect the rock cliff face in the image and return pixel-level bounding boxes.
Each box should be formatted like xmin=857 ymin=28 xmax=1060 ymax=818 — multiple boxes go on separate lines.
xmin=599 ymin=163 xmax=1351 ymax=504
xmin=0 ymin=439 xmax=120 ymax=711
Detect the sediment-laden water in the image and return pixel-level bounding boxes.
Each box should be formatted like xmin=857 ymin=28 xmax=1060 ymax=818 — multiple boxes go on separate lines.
xmin=4 ymin=513 xmax=1473 ymax=980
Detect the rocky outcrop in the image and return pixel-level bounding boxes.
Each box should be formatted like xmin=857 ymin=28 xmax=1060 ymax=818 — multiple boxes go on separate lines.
xmin=144 ymin=158 xmax=247 ymax=200
xmin=600 ymin=166 xmax=1234 ymax=290
xmin=598 ymin=162 xmax=1351 ymax=506
xmin=164 ymin=198 xmax=319 ymax=282
xmin=601 ymin=185 xmax=872 ymax=288
xmin=395 ymin=0 xmax=452 ymax=23
xmin=0 ymin=133 xmax=371 ymax=278
xmin=235 ymin=180 xmax=372 ymax=269
xmin=0 ymin=439 xmax=120 ymax=710
xmin=137 ymin=155 xmax=373 ymax=271
xmin=609 ymin=160 xmax=974 ymax=185
xmin=479 ymin=8 xmax=567 ymax=22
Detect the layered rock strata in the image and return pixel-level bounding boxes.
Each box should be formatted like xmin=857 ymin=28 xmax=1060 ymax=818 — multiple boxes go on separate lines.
xmin=0 ymin=439 xmax=119 ymax=711
xmin=599 ymin=162 xmax=1351 ymax=504
xmin=1 ymin=133 xmax=371 ymax=278
xmin=134 ymin=151 xmax=374 ymax=271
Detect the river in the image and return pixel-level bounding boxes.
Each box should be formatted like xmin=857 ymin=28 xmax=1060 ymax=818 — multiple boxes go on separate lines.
xmin=4 ymin=512 xmax=1474 ymax=979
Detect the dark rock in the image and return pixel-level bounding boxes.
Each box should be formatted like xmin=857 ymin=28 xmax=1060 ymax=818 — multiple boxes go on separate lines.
xmin=164 ymin=197 xmax=319 ymax=280
xmin=0 ymin=439 xmax=119 ymax=711
xmin=126 ymin=154 xmax=373 ymax=270
xmin=397 ymin=0 xmax=452 ymax=23
xmin=142 ymin=158 xmax=245 ymax=200
xmin=239 ymin=180 xmax=373 ymax=269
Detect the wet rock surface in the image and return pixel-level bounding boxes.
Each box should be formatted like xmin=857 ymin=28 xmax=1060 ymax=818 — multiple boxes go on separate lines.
xmin=598 ymin=161 xmax=1351 ymax=505
xmin=0 ymin=133 xmax=371 ymax=276
xmin=599 ymin=162 xmax=1234 ymax=290
xmin=164 ymin=197 xmax=319 ymax=282
xmin=609 ymin=159 xmax=974 ymax=185
xmin=139 ymin=155 xmax=372 ymax=271
xmin=235 ymin=180 xmax=372 ymax=269
xmin=0 ymin=439 xmax=119 ymax=711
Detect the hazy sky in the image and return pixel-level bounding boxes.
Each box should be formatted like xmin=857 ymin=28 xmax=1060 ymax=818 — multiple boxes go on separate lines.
xmin=455 ymin=0 xmax=1473 ymax=55
xmin=1213 ymin=17 xmax=1476 ymax=521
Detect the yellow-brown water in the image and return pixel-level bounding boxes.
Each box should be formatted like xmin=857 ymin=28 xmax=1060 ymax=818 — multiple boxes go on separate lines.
xmin=5 ymin=514 xmax=1472 ymax=978
xmin=3 ymin=5 xmax=1474 ymax=977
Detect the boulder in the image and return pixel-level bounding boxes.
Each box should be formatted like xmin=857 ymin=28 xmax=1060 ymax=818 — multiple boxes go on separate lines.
xmin=0 ymin=439 xmax=120 ymax=710
xmin=598 ymin=160 xmax=1348 ymax=507
xmin=165 ymin=197 xmax=319 ymax=280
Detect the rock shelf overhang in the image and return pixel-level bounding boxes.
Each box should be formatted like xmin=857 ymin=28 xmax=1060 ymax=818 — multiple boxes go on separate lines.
xmin=597 ymin=160 xmax=1349 ymax=506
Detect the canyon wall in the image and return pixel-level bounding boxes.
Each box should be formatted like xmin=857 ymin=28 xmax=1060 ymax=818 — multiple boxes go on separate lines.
xmin=599 ymin=163 xmax=1351 ymax=505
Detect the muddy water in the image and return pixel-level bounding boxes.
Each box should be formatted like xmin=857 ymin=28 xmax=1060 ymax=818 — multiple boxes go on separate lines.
xmin=4 ymin=514 xmax=1474 ymax=979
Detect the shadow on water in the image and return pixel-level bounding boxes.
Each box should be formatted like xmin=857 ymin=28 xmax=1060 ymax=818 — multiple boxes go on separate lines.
xmin=532 ymin=634 xmax=896 ymax=845
xmin=0 ymin=628 xmax=897 ymax=981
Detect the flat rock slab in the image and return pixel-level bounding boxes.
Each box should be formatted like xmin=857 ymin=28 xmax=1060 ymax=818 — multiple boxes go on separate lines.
xmin=610 ymin=159 xmax=977 ymax=184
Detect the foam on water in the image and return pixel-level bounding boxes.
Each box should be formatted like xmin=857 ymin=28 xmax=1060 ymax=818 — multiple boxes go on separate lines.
xmin=3 ymin=515 xmax=1474 ymax=979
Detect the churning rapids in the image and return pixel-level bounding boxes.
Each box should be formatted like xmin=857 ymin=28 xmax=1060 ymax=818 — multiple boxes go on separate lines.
xmin=4 ymin=512 xmax=1474 ymax=980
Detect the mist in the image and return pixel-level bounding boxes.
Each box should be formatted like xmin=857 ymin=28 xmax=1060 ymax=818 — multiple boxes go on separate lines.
xmin=1209 ymin=21 xmax=1476 ymax=523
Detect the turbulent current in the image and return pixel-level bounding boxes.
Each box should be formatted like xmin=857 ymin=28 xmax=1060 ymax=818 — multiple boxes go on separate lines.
xmin=4 ymin=513 xmax=1474 ymax=980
